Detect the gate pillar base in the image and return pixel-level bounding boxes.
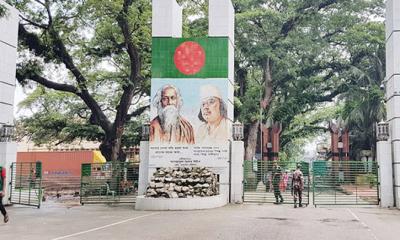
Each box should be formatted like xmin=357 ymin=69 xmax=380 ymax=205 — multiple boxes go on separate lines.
xmin=231 ymin=141 xmax=244 ymax=203
xmin=0 ymin=142 xmax=17 ymax=205
xmin=138 ymin=141 xmax=149 ymax=196
xmin=377 ymin=141 xmax=394 ymax=208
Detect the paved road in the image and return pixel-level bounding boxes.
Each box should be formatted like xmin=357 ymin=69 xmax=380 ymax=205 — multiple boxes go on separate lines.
xmin=0 ymin=201 xmax=399 ymax=240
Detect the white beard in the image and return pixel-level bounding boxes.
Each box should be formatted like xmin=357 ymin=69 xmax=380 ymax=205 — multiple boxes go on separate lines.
xmin=158 ymin=105 xmax=180 ymax=131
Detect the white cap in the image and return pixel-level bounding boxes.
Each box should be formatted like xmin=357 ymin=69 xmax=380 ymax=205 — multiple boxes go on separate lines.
xmin=199 ymin=84 xmax=222 ymax=100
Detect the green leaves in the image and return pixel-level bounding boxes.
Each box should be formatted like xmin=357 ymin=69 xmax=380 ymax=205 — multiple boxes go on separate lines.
xmin=234 ymin=0 xmax=385 ymax=159
xmin=0 ymin=3 xmax=6 ymax=17
xmin=13 ymin=0 xmax=151 ymax=159
xmin=16 ymin=59 xmax=44 ymax=86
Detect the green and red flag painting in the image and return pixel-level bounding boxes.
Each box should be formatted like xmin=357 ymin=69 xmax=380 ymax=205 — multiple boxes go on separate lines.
xmin=152 ymin=37 xmax=229 ymax=78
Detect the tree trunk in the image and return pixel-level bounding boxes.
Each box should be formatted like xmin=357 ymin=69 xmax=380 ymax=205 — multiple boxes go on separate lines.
xmin=235 ymin=62 xmax=247 ymax=97
xmin=245 ymin=58 xmax=274 ymax=160
xmin=245 ymin=120 xmax=259 ymax=160
xmin=261 ymin=58 xmax=273 ymax=109
xmin=99 ymin=131 xmax=126 ymax=162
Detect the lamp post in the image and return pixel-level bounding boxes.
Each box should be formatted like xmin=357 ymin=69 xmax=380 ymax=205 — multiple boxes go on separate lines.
xmin=377 ymin=121 xmax=389 ymax=142
xmin=375 ymin=121 xmax=389 ymax=173
xmin=232 ymin=121 xmax=244 ymax=141
xmin=0 ymin=124 xmax=15 ymax=142
xmin=338 ymin=141 xmax=344 ymax=182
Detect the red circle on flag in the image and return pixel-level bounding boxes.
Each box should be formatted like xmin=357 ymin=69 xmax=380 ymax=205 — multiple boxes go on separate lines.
xmin=174 ymin=41 xmax=206 ymax=75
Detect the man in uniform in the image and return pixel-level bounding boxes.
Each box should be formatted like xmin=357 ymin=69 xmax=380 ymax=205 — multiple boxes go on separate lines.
xmin=292 ymin=164 xmax=304 ymax=208
xmin=272 ymin=161 xmax=284 ymax=204
xmin=0 ymin=165 xmax=9 ymax=223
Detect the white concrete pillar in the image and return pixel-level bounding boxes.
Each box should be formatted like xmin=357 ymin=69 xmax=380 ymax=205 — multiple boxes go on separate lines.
xmin=377 ymin=141 xmax=394 ymax=207
xmin=0 ymin=143 xmax=17 ymax=205
xmin=0 ymin=1 xmax=19 ymax=206
xmin=209 ymin=0 xmax=235 ymax=134
xmin=0 ymin=1 xmax=18 ymax=125
xmin=152 ymin=0 xmax=182 ymax=37
xmin=209 ymin=0 xmax=234 ymax=43
xmin=138 ymin=141 xmax=149 ymax=196
xmin=230 ymin=141 xmax=244 ymax=203
xmin=385 ymin=0 xmax=400 ymax=209
xmin=393 ymin=140 xmax=400 ymax=207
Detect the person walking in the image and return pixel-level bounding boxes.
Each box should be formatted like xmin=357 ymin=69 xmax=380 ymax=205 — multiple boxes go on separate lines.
xmin=280 ymin=170 xmax=289 ymax=192
xmin=272 ymin=161 xmax=284 ymax=204
xmin=0 ymin=165 xmax=9 ymax=223
xmin=292 ymin=164 xmax=304 ymax=208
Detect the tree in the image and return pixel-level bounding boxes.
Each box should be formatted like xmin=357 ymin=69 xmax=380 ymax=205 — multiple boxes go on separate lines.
xmin=177 ymin=0 xmax=209 ymax=38
xmin=234 ymin=0 xmax=384 ymax=160
xmin=13 ymin=0 xmax=385 ymax=163
xmin=0 ymin=3 xmax=5 ymax=17
xmin=13 ymin=0 xmax=151 ymax=161
xmin=339 ymin=22 xmax=386 ymax=159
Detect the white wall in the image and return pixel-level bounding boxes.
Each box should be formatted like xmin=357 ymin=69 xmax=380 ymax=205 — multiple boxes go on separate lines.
xmin=231 ymin=141 xmax=244 ymax=203
xmin=152 ymin=0 xmax=182 ymax=37
xmin=0 ymin=1 xmax=18 ymax=125
xmin=138 ymin=141 xmax=149 ymax=195
xmin=0 ymin=0 xmax=19 ymax=205
xmin=377 ymin=141 xmax=394 ymax=207
xmin=209 ymin=0 xmax=235 ymax=132
xmin=385 ymin=0 xmax=400 ymax=208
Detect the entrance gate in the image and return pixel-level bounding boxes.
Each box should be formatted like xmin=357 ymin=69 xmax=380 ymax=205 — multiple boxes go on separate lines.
xmin=243 ymin=160 xmax=379 ymax=206
xmin=312 ymin=160 xmax=379 ymax=206
xmin=80 ymin=162 xmax=139 ymax=205
xmin=9 ymin=162 xmax=43 ymax=208
xmin=243 ymin=160 xmax=310 ymax=205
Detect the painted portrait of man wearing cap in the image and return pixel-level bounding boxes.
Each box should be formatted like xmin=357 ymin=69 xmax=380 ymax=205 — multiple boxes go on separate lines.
xmin=150 ymin=84 xmax=195 ymax=144
xmin=196 ymin=84 xmax=229 ymax=143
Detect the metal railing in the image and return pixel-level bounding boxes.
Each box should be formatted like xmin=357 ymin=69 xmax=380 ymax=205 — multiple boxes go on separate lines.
xmin=312 ymin=160 xmax=379 ymax=206
xmin=243 ymin=160 xmax=310 ymax=206
xmin=80 ymin=162 xmax=139 ymax=205
xmin=9 ymin=162 xmax=42 ymax=208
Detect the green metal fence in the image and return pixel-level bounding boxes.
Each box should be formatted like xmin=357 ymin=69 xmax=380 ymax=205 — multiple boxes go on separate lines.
xmin=9 ymin=162 xmax=43 ymax=208
xmin=243 ymin=160 xmax=310 ymax=206
xmin=312 ymin=160 xmax=379 ymax=206
xmin=80 ymin=162 xmax=139 ymax=205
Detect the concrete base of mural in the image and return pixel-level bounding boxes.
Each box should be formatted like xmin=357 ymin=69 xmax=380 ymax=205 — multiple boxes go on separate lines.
xmin=135 ymin=194 xmax=227 ymax=210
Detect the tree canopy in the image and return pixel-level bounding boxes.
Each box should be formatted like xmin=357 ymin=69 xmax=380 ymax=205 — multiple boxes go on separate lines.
xmin=233 ymin=0 xmax=385 ymax=159
xmin=13 ymin=0 xmax=151 ymax=161
xmin=0 ymin=4 xmax=5 ymax=17
xmin=12 ymin=0 xmax=386 ymax=161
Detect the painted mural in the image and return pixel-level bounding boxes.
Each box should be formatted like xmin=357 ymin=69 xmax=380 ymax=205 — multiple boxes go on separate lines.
xmin=149 ymin=38 xmax=231 ymax=168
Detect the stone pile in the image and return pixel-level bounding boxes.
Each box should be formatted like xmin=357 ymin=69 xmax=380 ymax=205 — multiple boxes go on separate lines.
xmin=146 ymin=167 xmax=219 ymax=198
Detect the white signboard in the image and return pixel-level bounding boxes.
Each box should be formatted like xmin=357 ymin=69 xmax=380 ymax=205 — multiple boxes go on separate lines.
xmin=149 ymin=143 xmax=229 ymax=168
